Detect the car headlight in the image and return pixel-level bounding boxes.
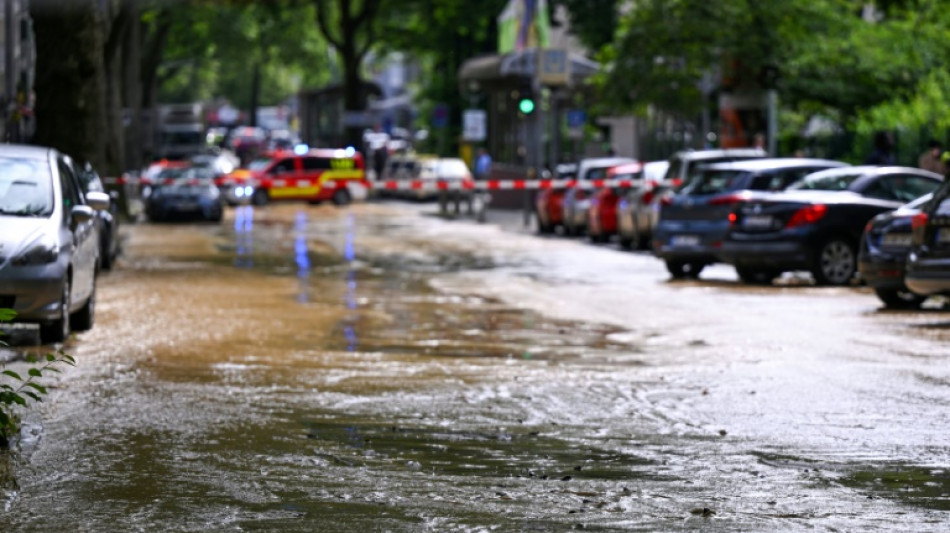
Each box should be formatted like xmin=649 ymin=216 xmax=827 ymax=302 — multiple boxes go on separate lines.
xmin=13 ymin=240 xmax=59 ymax=266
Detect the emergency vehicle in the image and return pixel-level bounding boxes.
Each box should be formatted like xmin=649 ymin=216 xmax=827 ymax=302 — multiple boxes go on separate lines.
xmin=226 ymin=146 xmax=367 ymax=206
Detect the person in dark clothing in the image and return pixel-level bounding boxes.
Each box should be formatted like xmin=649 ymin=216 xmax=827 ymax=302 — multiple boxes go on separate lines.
xmin=865 ymin=131 xmax=896 ymax=165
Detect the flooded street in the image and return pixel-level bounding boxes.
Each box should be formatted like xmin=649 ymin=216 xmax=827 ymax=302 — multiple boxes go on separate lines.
xmin=2 ymin=201 xmax=950 ymax=532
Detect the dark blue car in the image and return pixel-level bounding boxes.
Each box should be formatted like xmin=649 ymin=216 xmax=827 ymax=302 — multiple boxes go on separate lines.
xmin=146 ymin=166 xmax=223 ymax=222
xmin=653 ymin=158 xmax=848 ymax=279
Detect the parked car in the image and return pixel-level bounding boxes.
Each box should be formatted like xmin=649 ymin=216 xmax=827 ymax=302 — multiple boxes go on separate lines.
xmin=654 ymin=158 xmax=848 ymax=279
xmin=618 ymin=150 xmax=767 ymax=251
xmin=587 ymin=161 xmax=644 ymax=243
xmin=858 ymin=193 xmax=933 ymax=308
xmin=905 ymin=178 xmax=950 ymax=298
xmin=0 ymin=144 xmax=109 ymax=343
xmin=535 ymin=163 xmax=577 ymax=233
xmin=405 ymin=157 xmax=474 ymax=202
xmin=146 ymin=166 xmax=224 ymax=222
xmin=615 ymin=160 xmax=670 ymax=249
xmin=721 ymin=166 xmax=943 ymax=285
xmin=77 ymin=164 xmax=120 ymax=270
xmin=561 ymin=157 xmax=636 ymax=236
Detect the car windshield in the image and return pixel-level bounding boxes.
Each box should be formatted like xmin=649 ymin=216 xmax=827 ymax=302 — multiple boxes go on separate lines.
xmin=248 ymin=158 xmax=273 ymax=171
xmin=584 ymin=166 xmax=612 ymax=180
xmin=612 ymin=172 xmax=643 ymax=181
xmin=789 ymin=172 xmax=862 ymax=191
xmin=0 ymin=157 xmax=54 ymax=217
xmin=678 ymin=169 xmax=748 ymax=196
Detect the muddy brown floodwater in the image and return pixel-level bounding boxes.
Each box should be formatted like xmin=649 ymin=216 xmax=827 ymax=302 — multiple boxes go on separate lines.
xmin=2 ymin=202 xmax=950 ymax=532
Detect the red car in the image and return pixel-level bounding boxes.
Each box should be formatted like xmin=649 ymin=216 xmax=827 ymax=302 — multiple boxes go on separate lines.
xmin=587 ymin=162 xmax=644 ymax=242
xmin=535 ymin=163 xmax=577 ymax=233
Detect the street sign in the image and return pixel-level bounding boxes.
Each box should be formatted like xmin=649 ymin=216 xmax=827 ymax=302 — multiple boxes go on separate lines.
xmin=539 ymin=49 xmax=570 ymax=86
xmin=462 ymin=109 xmax=486 ymax=141
xmin=567 ymin=109 xmax=586 ymax=139
xmin=432 ymin=104 xmax=449 ymax=128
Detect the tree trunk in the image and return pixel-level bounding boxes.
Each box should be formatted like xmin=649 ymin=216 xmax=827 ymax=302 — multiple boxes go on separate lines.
xmin=122 ymin=0 xmax=144 ymax=170
xmin=30 ymin=0 xmax=108 ymax=170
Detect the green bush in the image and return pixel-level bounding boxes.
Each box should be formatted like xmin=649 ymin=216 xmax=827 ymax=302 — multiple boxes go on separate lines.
xmin=0 ymin=309 xmax=75 ymax=448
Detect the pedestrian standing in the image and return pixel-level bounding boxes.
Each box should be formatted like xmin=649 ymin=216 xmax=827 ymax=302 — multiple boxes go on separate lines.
xmin=865 ymin=131 xmax=896 ymax=165
xmin=475 ymin=148 xmax=492 ymax=180
xmin=918 ymin=139 xmax=947 ymax=175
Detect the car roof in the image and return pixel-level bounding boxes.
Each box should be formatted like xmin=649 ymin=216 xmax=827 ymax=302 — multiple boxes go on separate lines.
xmin=671 ymin=148 xmax=767 ymax=161
xmin=0 ymin=143 xmax=53 ymax=160
xmin=698 ymin=158 xmax=849 ymax=172
xmin=803 ymin=165 xmax=944 ymax=180
xmin=609 ymin=162 xmax=644 ymax=174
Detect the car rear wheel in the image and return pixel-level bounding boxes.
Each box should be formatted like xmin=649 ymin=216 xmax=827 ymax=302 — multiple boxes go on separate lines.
xmin=41 ymin=278 xmax=70 ymax=344
xmin=812 ymin=238 xmax=856 ymax=286
xmin=72 ymin=274 xmax=96 ymax=332
xmin=332 ymin=189 xmax=352 ymax=206
xmin=735 ymin=266 xmax=781 ymax=285
xmin=874 ymin=287 xmax=926 ymax=309
xmin=536 ymin=213 xmax=554 ymax=234
xmin=666 ymin=260 xmax=705 ymax=279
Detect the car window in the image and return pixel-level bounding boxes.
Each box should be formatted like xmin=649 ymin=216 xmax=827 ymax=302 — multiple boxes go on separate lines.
xmin=302 ymin=157 xmax=332 ymax=170
xmin=0 ymin=157 xmax=54 ymax=216
xmin=789 ymin=172 xmax=861 ymax=191
xmin=584 ymin=166 xmax=611 ymax=180
xmin=612 ymin=172 xmax=643 ymax=181
xmin=890 ymin=175 xmax=941 ymax=202
xmin=680 ymin=169 xmax=746 ymax=195
xmin=662 ymin=157 xmax=683 ymax=182
xmin=272 ymin=158 xmax=295 ymax=174
xmin=58 ymin=158 xmax=83 ymax=221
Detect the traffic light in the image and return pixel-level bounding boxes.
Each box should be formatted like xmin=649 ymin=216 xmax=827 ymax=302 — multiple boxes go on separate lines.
xmin=518 ymin=85 xmax=535 ymax=115
xmin=518 ymin=95 xmax=535 ymax=115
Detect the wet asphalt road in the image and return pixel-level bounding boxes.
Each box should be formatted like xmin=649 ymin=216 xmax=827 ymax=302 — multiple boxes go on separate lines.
xmin=2 ymin=200 xmax=950 ymax=532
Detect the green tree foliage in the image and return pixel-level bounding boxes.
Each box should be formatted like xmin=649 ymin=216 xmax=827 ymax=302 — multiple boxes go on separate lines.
xmin=551 ymin=0 xmax=619 ymax=51
xmin=601 ymin=0 xmax=950 ymax=131
xmin=155 ymin=1 xmax=330 ymax=110
xmin=382 ymin=0 xmax=508 ymax=150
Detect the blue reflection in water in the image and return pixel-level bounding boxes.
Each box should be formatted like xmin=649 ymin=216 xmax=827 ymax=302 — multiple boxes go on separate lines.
xmin=343 ymin=213 xmax=358 ymax=351
xmin=234 ymin=205 xmax=254 ymax=268
xmin=295 ymin=211 xmax=310 ymax=303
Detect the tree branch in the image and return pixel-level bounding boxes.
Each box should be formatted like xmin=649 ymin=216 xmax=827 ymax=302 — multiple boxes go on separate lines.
xmin=314 ymin=0 xmax=343 ymax=50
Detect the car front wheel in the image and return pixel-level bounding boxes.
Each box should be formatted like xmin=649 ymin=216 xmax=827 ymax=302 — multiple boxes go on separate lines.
xmin=812 ymin=238 xmax=856 ymax=286
xmin=874 ymin=287 xmax=926 ymax=309
xmin=72 ymin=273 xmax=96 ymax=332
xmin=41 ymin=278 xmax=71 ymax=344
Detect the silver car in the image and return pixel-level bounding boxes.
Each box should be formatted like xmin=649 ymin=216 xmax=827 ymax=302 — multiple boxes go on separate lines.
xmin=0 ymin=145 xmax=109 ymax=343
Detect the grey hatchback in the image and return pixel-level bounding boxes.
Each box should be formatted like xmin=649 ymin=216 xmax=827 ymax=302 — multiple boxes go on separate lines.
xmin=0 ymin=145 xmax=109 ymax=343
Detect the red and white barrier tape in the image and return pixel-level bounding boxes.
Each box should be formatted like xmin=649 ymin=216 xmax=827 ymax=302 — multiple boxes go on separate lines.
xmin=102 ymin=175 xmax=644 ymax=191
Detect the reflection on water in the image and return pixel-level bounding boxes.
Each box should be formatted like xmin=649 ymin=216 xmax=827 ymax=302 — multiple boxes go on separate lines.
xmin=234 ymin=205 xmax=254 ymax=268
xmin=342 ymin=213 xmax=358 ymax=351
xmin=294 ymin=210 xmax=310 ymax=303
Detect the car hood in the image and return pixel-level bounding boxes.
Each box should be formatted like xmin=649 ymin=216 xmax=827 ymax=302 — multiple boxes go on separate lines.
xmin=0 ymin=215 xmax=52 ymax=262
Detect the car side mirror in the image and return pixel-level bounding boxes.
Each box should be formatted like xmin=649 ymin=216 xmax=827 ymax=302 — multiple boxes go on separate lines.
xmin=85 ymin=191 xmax=111 ymax=211
xmin=71 ymin=204 xmax=96 ymax=224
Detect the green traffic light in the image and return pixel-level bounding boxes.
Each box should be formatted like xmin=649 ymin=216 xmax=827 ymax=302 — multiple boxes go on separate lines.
xmin=518 ymin=98 xmax=535 ymax=114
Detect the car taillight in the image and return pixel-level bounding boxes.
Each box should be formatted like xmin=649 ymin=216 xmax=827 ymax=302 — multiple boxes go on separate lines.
xmin=785 ymin=204 xmax=827 ymax=228
xmin=911 ymin=212 xmax=929 ymax=229
xmin=728 ymin=212 xmax=738 ymax=226
xmin=708 ymin=193 xmax=745 ymax=206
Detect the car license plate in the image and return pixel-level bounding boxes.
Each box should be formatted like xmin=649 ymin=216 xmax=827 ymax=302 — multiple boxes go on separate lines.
xmin=881 ymin=232 xmax=912 ymax=247
xmin=671 ymin=235 xmax=699 ymax=247
xmin=938 ymin=227 xmax=950 ymax=244
xmin=742 ymin=215 xmax=773 ymax=229
xmin=176 ymin=202 xmax=199 ymax=211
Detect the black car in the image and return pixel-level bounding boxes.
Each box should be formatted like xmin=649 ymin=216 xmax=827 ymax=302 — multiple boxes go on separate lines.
xmin=721 ymin=166 xmax=943 ymax=285
xmin=653 ymin=158 xmax=848 ymax=279
xmin=906 ymin=179 xmax=950 ymax=298
xmin=858 ymin=193 xmax=932 ymax=308
xmin=77 ymin=164 xmax=121 ymax=270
